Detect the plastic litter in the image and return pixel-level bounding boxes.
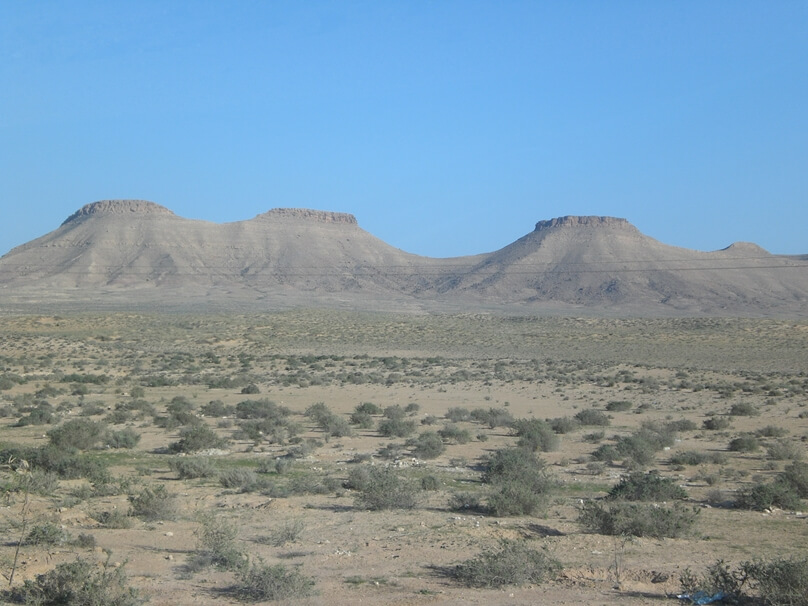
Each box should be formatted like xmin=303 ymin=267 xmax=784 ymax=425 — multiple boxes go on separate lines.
xmin=677 ymin=591 xmax=728 ymax=605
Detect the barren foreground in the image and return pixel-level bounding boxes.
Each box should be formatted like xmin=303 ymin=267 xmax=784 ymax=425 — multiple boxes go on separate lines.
xmin=1 ymin=311 xmax=806 ymax=605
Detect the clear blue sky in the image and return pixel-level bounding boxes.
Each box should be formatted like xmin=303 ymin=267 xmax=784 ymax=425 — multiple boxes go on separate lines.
xmin=2 ymin=1 xmax=806 ymax=257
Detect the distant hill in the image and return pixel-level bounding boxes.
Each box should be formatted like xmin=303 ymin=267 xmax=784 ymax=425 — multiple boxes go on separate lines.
xmin=1 ymin=200 xmax=806 ymax=316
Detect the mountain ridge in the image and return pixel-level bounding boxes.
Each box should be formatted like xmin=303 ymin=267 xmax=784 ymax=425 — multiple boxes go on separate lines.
xmin=1 ymin=200 xmax=806 ymax=316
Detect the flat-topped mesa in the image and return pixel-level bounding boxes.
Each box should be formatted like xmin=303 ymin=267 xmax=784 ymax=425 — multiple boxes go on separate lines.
xmin=534 ymin=215 xmax=632 ymax=232
xmin=254 ymin=208 xmax=358 ymax=225
xmin=62 ymin=200 xmax=175 ymax=225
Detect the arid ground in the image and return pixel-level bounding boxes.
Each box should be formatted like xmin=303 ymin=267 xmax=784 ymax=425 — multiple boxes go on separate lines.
xmin=1 ymin=311 xmax=806 ymax=604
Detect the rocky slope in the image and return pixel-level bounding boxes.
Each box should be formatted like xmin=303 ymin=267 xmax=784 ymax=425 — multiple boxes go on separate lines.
xmin=0 ymin=201 xmax=805 ymax=315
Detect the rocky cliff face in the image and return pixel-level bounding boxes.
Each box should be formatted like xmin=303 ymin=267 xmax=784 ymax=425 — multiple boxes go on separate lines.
xmin=62 ymin=200 xmax=176 ymax=225
xmin=534 ymin=216 xmax=633 ymax=231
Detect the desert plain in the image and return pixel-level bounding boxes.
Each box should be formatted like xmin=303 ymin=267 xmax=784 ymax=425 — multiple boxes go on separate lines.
xmin=0 ymin=310 xmax=806 ymax=605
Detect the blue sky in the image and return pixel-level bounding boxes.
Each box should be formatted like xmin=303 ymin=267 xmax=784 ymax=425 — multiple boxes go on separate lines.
xmin=1 ymin=1 xmax=806 ymax=258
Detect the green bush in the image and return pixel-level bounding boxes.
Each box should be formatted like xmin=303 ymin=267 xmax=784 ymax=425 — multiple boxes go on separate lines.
xmin=728 ymin=435 xmax=760 ymax=452
xmin=512 ymin=419 xmax=559 ymax=452
xmin=170 ymin=425 xmax=229 ymax=453
xmin=438 ymin=424 xmax=472 ymax=444
xmin=767 ymin=440 xmax=804 ymax=461
xmin=578 ymin=500 xmax=698 ymax=538
xmin=703 ymin=416 xmax=731 ymax=430
xmin=483 ymin=448 xmax=556 ymax=516
xmin=606 ymin=400 xmax=632 ymax=412
xmin=169 ymin=456 xmax=218 ymax=479
xmin=735 ymin=480 xmax=802 ymax=511
xmin=681 ymin=557 xmax=808 ymax=606
xmin=729 ymin=402 xmax=760 ymax=416
xmin=574 ymin=409 xmax=610 ymax=426
xmin=128 ymin=485 xmax=178 ymax=521
xmin=407 ymin=431 xmax=446 ymax=459
xmin=607 ymin=471 xmax=687 ymax=501
xmin=104 ymin=428 xmax=141 ymax=449
xmin=24 ymin=522 xmax=71 ymax=546
xmin=233 ymin=559 xmax=315 ymax=602
xmin=47 ymin=419 xmax=106 ymax=450
xmin=378 ymin=418 xmax=416 ymax=438
xmin=219 ymin=469 xmax=259 ymax=491
xmin=355 ymin=402 xmax=382 ymax=415
xmin=9 ymin=558 xmax=143 ymax=606
xmin=192 ymin=512 xmax=246 ymax=571
xmin=782 ymin=461 xmax=808 ymax=497
xmin=349 ymin=411 xmax=375 ymax=429
xmin=669 ymin=451 xmax=728 ymax=466
xmin=352 ymin=467 xmax=420 ymax=510
xmin=445 ymin=407 xmax=471 ymax=422
xmin=548 ymin=416 xmax=581 ymax=434
xmin=450 ymin=540 xmax=561 ymax=588
xmin=744 ymin=557 xmax=808 ymax=606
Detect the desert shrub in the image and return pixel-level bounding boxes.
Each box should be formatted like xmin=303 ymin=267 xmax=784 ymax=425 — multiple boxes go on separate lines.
xmin=767 ymin=440 xmax=804 ymax=461
xmin=548 ymin=416 xmax=580 ymax=434
xmin=355 ymin=402 xmax=382 ymax=415
xmin=583 ymin=431 xmax=605 ymax=443
xmin=378 ymin=418 xmax=416 ymax=438
xmin=24 ymin=522 xmax=71 ymax=546
xmin=483 ymin=448 xmax=555 ymax=516
xmin=578 ymin=500 xmax=698 ymax=538
xmin=448 ymin=492 xmax=485 ymax=513
xmin=170 ymin=425 xmax=229 ymax=453
xmin=9 ymin=558 xmax=143 ymax=606
xmin=349 ymin=411 xmax=375 ymax=429
xmin=757 ymin=425 xmax=789 ymax=438
xmin=665 ymin=419 xmax=698 ymax=432
xmin=352 ymin=467 xmax=420 ymax=510
xmin=703 ymin=416 xmax=731 ymax=430
xmin=344 ymin=465 xmax=374 ymax=491
xmin=407 ymin=431 xmax=446 ymax=459
xmin=438 ymin=424 xmax=472 ymax=444
xmin=679 ymin=559 xmax=750 ymax=603
xmin=450 ymin=540 xmax=561 ymax=588
xmin=261 ymin=519 xmax=305 ymax=547
xmin=233 ymin=559 xmax=315 ymax=602
xmin=420 ymin=475 xmax=440 ymax=491
xmin=47 ymin=419 xmax=106 ymax=450
xmin=729 ymin=402 xmax=759 ymax=416
xmin=512 ymin=419 xmax=559 ymax=452
xmin=744 ymin=557 xmax=808 ymax=606
xmin=782 ymin=461 xmax=808 ymax=497
xmin=606 ymin=400 xmax=632 ymax=412
xmin=728 ymin=435 xmax=760 ymax=452
xmin=318 ymin=413 xmax=352 ymax=439
xmin=73 ymin=533 xmax=97 ymax=549
xmin=735 ymin=480 xmax=802 ymax=511
xmin=94 ymin=509 xmax=133 ymax=529
xmin=201 ymin=400 xmax=234 ymax=417
xmin=237 ymin=399 xmax=290 ymax=420
xmin=445 ymin=407 xmax=471 ymax=422
xmin=192 ymin=512 xmax=246 ymax=571
xmin=219 ymin=469 xmax=259 ymax=491
xmin=669 ymin=451 xmax=728 ymax=466
xmin=241 ymin=383 xmax=260 ymax=394
xmin=128 ymin=485 xmax=178 ymax=521
xmin=382 ymin=404 xmax=406 ymax=420
xmin=169 ymin=457 xmax=218 ymax=479
xmin=104 ymin=428 xmax=141 ymax=449
xmin=376 ymin=442 xmax=405 ymax=460
xmin=15 ymin=403 xmax=56 ymax=426
xmin=574 ymin=409 xmax=610 ymax=426
xmin=405 ymin=402 xmax=420 ymax=414
xmin=471 ymin=407 xmax=514 ymax=428
xmin=607 ymin=471 xmax=687 ymax=501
